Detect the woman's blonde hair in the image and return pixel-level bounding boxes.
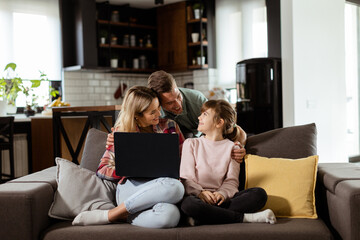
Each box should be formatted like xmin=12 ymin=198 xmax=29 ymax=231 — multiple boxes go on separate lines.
xmin=201 ymin=99 xmax=240 ymax=142
xmin=114 ymin=86 xmax=158 ymax=132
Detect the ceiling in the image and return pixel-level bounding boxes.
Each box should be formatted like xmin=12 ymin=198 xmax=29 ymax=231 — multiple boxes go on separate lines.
xmin=96 ymin=0 xmax=183 ymax=9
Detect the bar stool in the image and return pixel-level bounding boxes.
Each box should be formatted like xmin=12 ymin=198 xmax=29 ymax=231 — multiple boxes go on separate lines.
xmin=0 ymin=116 xmax=15 ymax=183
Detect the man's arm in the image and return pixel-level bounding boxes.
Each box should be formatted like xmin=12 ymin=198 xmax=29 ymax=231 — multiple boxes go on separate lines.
xmin=231 ymin=125 xmax=247 ymax=163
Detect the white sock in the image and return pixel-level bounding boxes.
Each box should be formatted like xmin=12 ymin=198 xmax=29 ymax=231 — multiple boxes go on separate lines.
xmin=243 ymin=209 xmax=277 ymax=224
xmin=72 ymin=210 xmax=110 ymax=226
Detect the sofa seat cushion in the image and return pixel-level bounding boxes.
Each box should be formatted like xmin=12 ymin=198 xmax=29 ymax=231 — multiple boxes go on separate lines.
xmin=318 ymin=163 xmax=360 ymax=193
xmin=41 ymin=218 xmax=333 ymax=240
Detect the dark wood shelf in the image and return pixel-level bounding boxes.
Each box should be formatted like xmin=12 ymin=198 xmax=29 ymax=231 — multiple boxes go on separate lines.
xmin=97 ymin=20 xmax=156 ymax=30
xmin=111 ymin=67 xmax=156 ymax=73
xmin=188 ymin=64 xmax=208 ymax=69
xmin=187 ymin=18 xmax=207 ymax=24
xmin=188 ymin=41 xmax=208 ymax=47
xmin=99 ymin=44 xmax=157 ymax=51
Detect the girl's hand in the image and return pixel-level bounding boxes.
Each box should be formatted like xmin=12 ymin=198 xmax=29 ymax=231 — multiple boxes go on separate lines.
xmin=198 ymin=191 xmax=216 ymax=205
xmin=213 ymin=192 xmax=225 ymax=205
xmin=106 ymin=127 xmax=115 ymax=148
xmin=231 ymin=142 xmax=246 ymax=163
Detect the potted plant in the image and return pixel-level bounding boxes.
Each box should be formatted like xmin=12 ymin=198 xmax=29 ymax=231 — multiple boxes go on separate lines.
xmin=110 ymin=52 xmax=119 ymax=68
xmin=196 ymin=49 xmax=205 ymax=66
xmin=193 ymin=3 xmax=204 ymax=19
xmin=0 ymin=63 xmax=58 ymax=115
xmin=99 ymin=29 xmax=108 ymax=44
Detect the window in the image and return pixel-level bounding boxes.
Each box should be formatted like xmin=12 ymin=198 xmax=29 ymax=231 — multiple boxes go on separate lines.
xmin=345 ymin=2 xmax=360 ymax=158
xmin=0 ymin=0 xmax=61 ymax=107
xmin=216 ymin=0 xmax=267 ymax=88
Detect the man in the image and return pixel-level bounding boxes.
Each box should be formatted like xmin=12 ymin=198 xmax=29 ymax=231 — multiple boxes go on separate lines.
xmin=147 ymin=70 xmax=206 ymax=138
xmin=107 ymin=70 xmax=246 ymax=162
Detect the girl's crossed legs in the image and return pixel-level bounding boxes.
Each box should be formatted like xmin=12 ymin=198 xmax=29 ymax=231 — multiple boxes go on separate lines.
xmin=181 ymin=187 xmax=276 ymax=225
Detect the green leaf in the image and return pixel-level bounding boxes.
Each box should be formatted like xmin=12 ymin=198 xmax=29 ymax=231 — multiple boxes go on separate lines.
xmin=30 ymin=79 xmax=41 ymax=88
xmin=4 ymin=63 xmax=16 ymax=71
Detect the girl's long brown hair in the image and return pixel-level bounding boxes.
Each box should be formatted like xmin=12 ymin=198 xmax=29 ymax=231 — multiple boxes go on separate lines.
xmin=201 ymin=99 xmax=240 ymax=142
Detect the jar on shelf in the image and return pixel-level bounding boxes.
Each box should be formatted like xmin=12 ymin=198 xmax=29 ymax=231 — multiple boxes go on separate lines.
xmin=123 ymin=34 xmax=129 ymax=46
xmin=133 ymin=58 xmax=139 ymax=69
xmin=145 ymin=35 xmax=152 ymax=48
xmin=139 ymin=38 xmax=143 ymax=47
xmin=139 ymin=55 xmax=147 ymax=69
xmin=111 ymin=11 xmax=119 ymax=22
xmin=110 ymin=36 xmax=118 ymax=45
xmin=130 ymin=34 xmax=136 ymax=47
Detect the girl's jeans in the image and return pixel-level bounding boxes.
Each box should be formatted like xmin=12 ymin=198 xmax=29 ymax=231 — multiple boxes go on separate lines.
xmin=116 ymin=177 xmax=184 ymax=228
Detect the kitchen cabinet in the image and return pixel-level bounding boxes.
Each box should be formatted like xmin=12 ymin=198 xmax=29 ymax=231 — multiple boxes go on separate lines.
xmin=96 ymin=2 xmax=158 ymax=73
xmin=186 ymin=0 xmax=215 ymax=69
xmin=157 ymin=1 xmax=188 ymax=72
xmin=187 ymin=17 xmax=208 ymax=69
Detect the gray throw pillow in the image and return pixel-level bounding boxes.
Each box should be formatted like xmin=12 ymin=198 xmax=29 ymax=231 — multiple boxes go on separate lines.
xmin=48 ymin=157 xmax=117 ymax=220
xmin=80 ymin=128 xmax=108 ymax=172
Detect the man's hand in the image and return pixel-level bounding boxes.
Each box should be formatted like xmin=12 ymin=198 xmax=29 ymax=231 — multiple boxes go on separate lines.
xmin=213 ymin=192 xmax=225 ymax=205
xmin=106 ymin=127 xmax=115 ymax=148
xmin=198 ymin=191 xmax=217 ymax=205
xmin=231 ymin=142 xmax=246 ymax=163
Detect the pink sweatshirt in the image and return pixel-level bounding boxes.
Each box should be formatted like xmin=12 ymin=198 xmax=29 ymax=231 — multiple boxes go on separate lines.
xmin=180 ymin=136 xmax=240 ymax=200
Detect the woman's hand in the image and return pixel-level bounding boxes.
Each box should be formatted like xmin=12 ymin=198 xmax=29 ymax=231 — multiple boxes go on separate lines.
xmin=231 ymin=142 xmax=246 ymax=163
xmin=106 ymin=127 xmax=115 ymax=148
xmin=198 ymin=190 xmax=217 ymax=205
xmin=213 ymin=192 xmax=225 ymax=205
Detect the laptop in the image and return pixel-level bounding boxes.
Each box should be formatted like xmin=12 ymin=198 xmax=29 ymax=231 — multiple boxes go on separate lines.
xmin=114 ymin=132 xmax=180 ymax=179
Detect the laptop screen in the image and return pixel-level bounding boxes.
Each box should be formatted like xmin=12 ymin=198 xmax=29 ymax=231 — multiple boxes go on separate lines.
xmin=114 ymin=132 xmax=180 ymax=179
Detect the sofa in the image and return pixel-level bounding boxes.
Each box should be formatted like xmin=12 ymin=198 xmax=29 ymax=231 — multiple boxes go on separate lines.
xmin=0 ymin=123 xmax=359 ymax=240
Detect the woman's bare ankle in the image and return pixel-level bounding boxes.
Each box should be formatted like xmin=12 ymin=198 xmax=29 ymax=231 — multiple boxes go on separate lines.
xmin=108 ymin=203 xmax=129 ymax=222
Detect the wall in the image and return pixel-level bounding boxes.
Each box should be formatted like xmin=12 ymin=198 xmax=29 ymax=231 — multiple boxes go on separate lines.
xmin=281 ymin=0 xmax=347 ymax=162
xmin=62 ymin=69 xmax=216 ymax=106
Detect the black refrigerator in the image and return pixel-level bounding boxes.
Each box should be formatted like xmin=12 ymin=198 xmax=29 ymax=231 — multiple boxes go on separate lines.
xmin=236 ymin=58 xmax=282 ymax=135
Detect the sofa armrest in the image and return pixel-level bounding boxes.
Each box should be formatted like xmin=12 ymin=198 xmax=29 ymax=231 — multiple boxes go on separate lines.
xmin=0 ymin=167 xmax=57 ymax=240
xmin=317 ymin=163 xmax=360 ymax=240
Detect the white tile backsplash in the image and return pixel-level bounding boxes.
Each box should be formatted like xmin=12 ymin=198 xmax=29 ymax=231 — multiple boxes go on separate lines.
xmin=88 ymin=80 xmax=100 ymax=86
xmin=63 ymin=69 xmax=217 ymax=106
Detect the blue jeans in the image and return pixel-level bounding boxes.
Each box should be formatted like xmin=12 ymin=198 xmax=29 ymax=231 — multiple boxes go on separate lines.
xmin=116 ymin=177 xmax=184 ymax=228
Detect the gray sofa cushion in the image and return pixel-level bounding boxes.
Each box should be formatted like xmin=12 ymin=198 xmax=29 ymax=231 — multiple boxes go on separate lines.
xmin=245 ymin=123 xmax=317 ymax=158
xmin=42 ymin=218 xmax=333 ymax=240
xmin=9 ymin=166 xmax=57 ymax=190
xmin=80 ymin=128 xmax=108 ymax=172
xmin=318 ymin=163 xmax=360 ymax=193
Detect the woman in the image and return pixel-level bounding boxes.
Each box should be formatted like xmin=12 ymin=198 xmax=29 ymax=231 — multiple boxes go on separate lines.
xmin=72 ymin=86 xmax=185 ymax=228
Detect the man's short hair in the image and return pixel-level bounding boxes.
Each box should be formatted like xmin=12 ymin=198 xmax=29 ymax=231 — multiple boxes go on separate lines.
xmin=147 ymin=70 xmax=176 ymax=94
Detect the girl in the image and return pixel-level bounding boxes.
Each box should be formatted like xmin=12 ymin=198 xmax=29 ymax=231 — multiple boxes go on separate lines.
xmin=72 ymin=86 xmax=185 ymax=228
xmin=180 ymin=99 xmax=276 ymax=225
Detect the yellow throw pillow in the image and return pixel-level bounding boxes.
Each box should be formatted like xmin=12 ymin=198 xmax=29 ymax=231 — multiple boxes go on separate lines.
xmin=245 ymin=154 xmax=318 ymax=219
